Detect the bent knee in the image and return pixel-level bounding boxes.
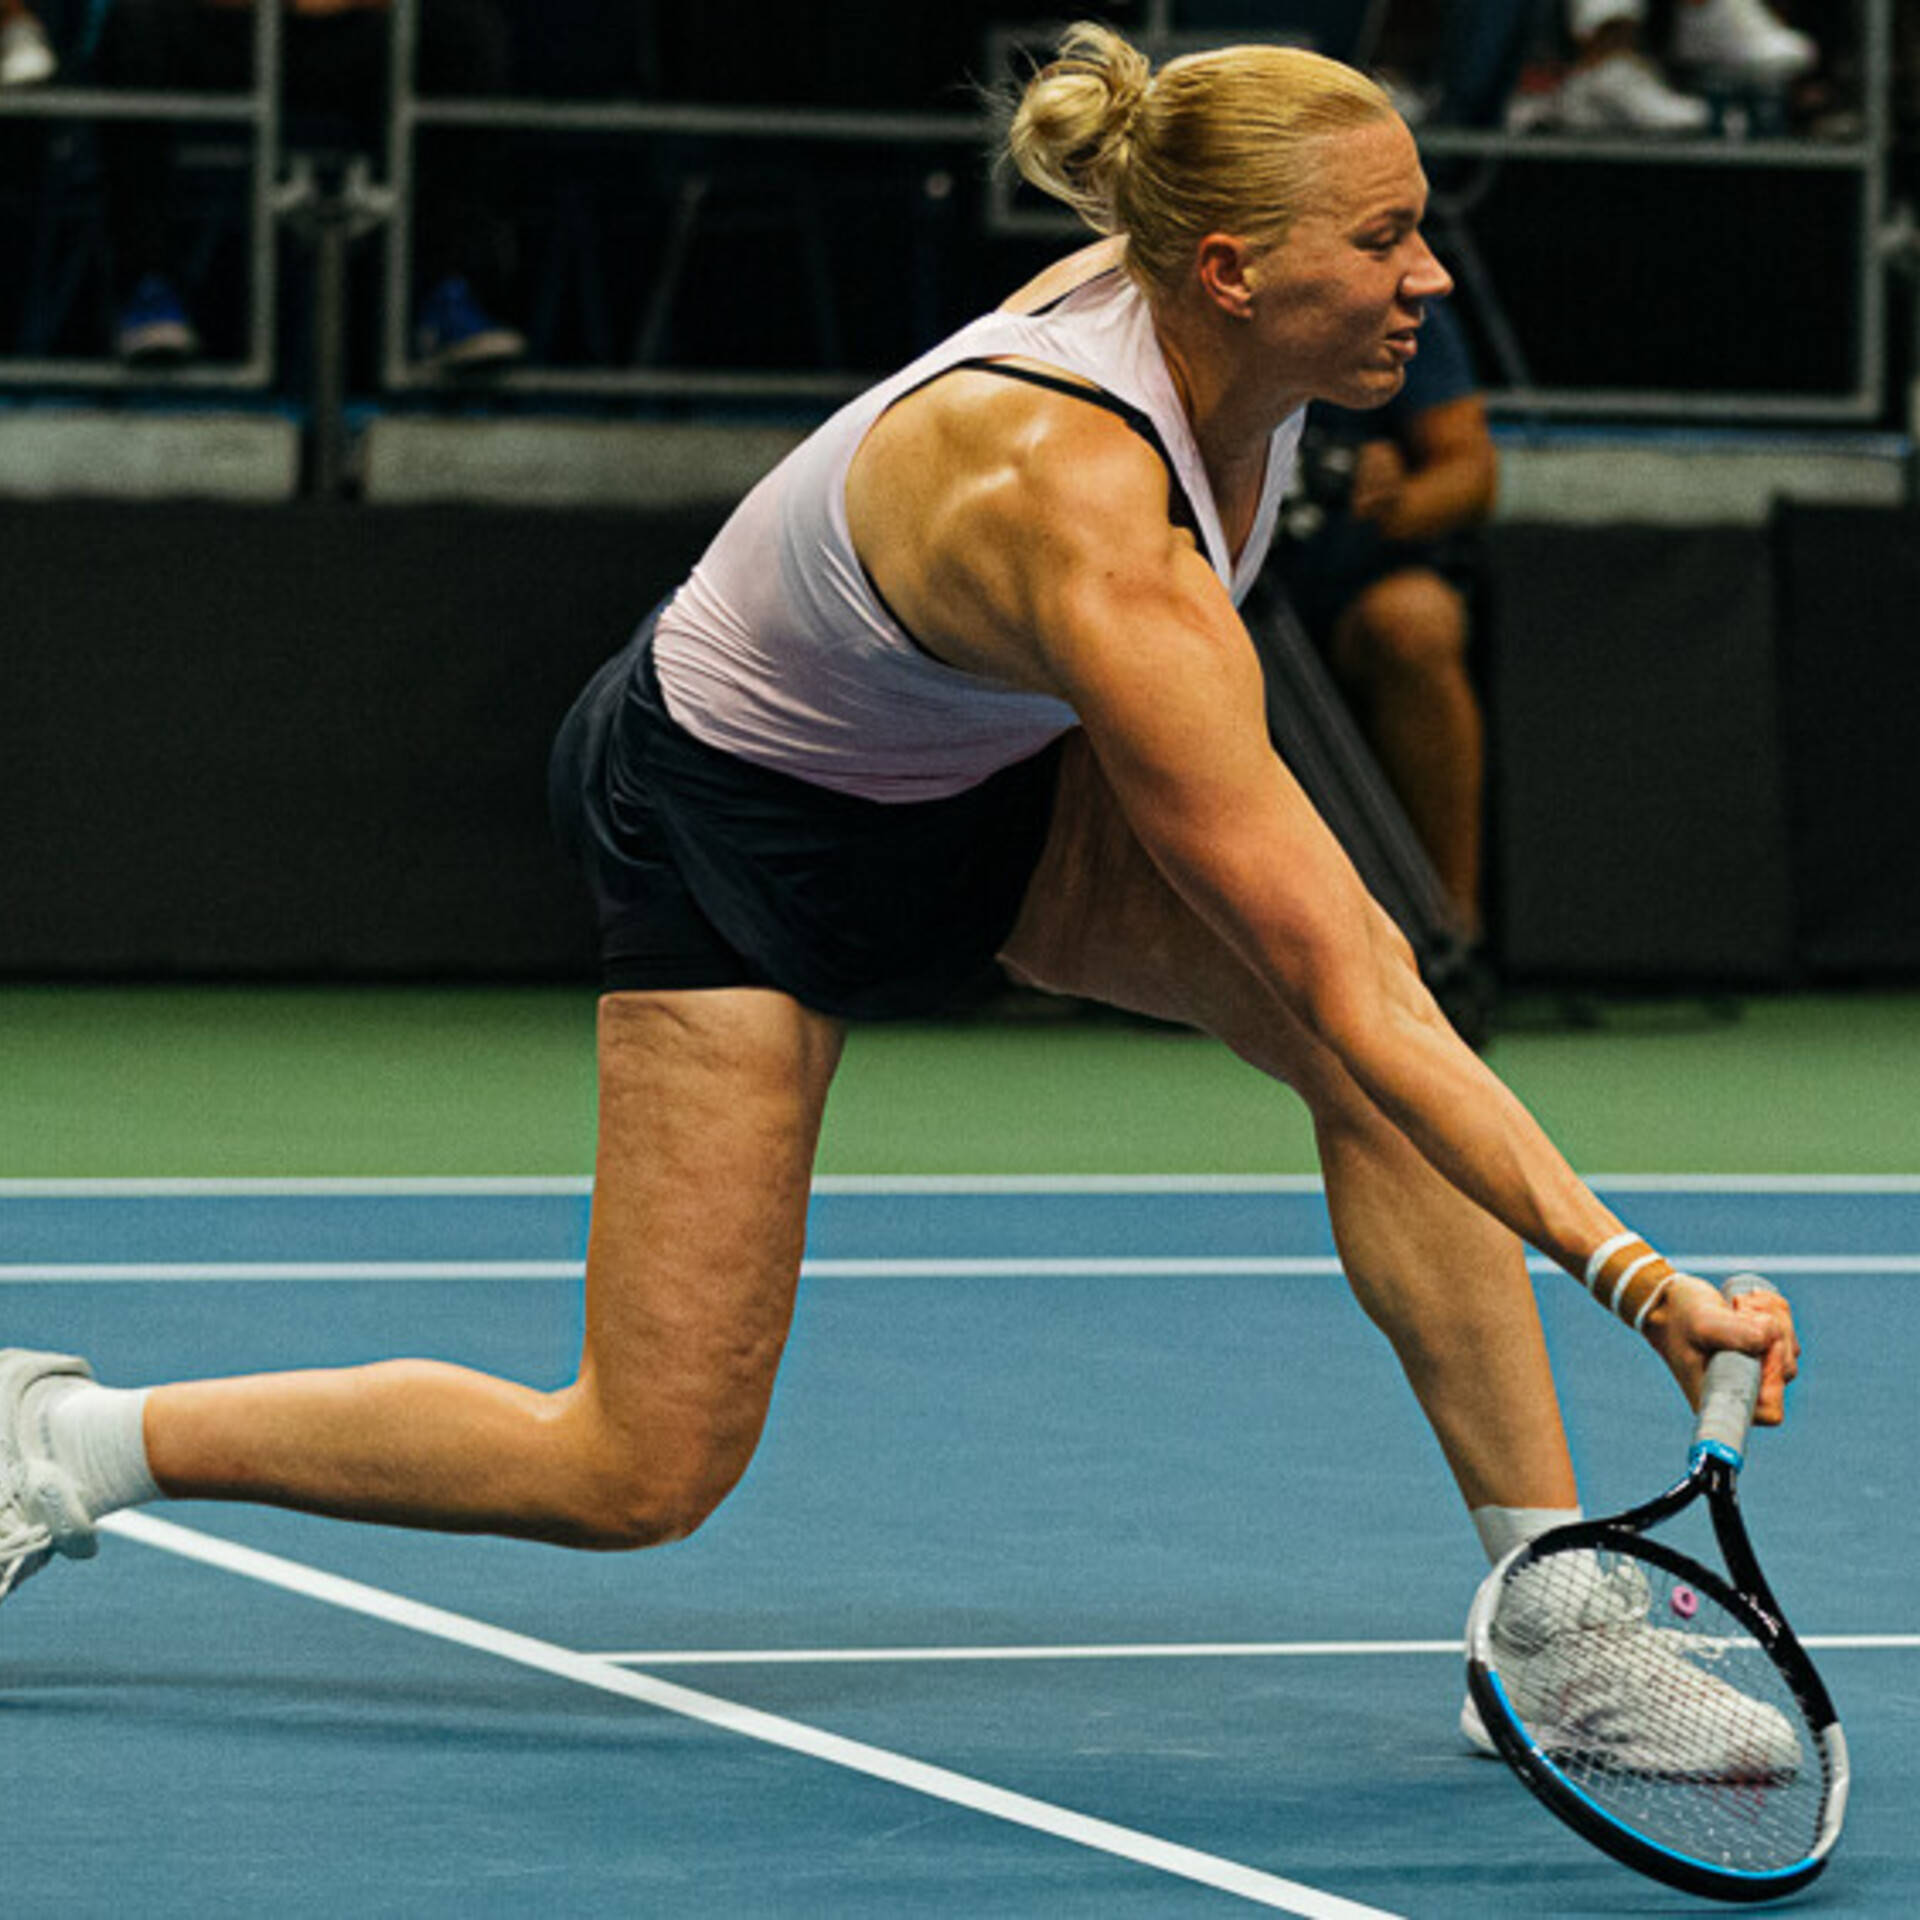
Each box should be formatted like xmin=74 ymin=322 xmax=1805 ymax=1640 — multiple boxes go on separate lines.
xmin=563 ymin=1430 xmax=760 ymax=1552
xmin=1337 ymin=573 xmax=1469 ymax=678
xmin=583 ymin=1494 xmax=727 ymax=1552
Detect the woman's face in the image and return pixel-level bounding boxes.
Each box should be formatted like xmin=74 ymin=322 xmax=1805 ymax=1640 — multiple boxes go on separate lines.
xmin=1245 ymin=115 xmax=1453 ymax=411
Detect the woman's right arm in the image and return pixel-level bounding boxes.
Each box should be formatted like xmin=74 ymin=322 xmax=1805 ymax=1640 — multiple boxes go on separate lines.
xmin=965 ymin=413 xmax=1798 ymax=1419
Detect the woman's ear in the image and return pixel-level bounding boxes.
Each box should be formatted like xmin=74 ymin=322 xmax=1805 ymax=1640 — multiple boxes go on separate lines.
xmin=1194 ymin=233 xmax=1260 ymax=321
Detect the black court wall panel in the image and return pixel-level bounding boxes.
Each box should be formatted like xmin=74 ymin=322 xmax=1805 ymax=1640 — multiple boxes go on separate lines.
xmin=4 ymin=502 xmax=724 ymax=977
xmin=6 ymin=502 xmax=1903 ymax=984
xmin=1773 ymin=505 xmax=1920 ymax=976
xmin=1486 ymin=524 xmax=1795 ymax=986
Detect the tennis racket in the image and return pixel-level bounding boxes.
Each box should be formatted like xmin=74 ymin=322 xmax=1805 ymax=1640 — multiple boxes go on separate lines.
xmin=1465 ymin=1273 xmax=1848 ymax=1903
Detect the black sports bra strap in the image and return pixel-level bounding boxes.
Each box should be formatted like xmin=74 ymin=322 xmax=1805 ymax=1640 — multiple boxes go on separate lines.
xmin=947 ymin=356 xmax=1155 ymax=433
xmin=894 ymin=355 xmax=1204 ymax=543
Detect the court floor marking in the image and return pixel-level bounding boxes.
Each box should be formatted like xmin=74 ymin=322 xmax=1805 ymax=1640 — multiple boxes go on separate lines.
xmin=100 ymin=1510 xmax=1404 ymax=1920
xmin=590 ymin=1634 xmax=1920 ymax=1667
xmin=596 ymin=1639 xmax=1465 ymax=1665
xmin=5 ymin=1174 xmax=1920 ymax=1198
xmin=3 ymin=1254 xmax=1914 ymax=1285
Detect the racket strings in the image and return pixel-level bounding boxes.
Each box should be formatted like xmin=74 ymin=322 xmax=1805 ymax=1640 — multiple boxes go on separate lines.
xmin=1488 ymin=1548 xmax=1829 ymax=1871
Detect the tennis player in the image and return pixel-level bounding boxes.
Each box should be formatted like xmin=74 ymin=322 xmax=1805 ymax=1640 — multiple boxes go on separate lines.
xmin=3 ymin=24 xmax=1797 ymax=1752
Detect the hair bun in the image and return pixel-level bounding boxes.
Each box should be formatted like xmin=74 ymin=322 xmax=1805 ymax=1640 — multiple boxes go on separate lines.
xmin=1004 ymin=22 xmax=1153 ymax=237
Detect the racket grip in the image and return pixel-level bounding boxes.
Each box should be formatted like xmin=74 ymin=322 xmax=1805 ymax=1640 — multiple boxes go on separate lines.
xmin=1692 ymin=1272 xmax=1780 ymax=1459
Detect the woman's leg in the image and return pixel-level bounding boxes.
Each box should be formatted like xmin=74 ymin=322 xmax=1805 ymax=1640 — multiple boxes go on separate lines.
xmin=140 ymin=986 xmax=845 ymax=1548
xmin=1330 ymin=568 xmax=1485 ymax=940
xmin=1000 ymin=736 xmax=1575 ymax=1513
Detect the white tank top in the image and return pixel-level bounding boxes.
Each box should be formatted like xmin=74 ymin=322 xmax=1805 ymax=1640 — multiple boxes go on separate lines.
xmin=653 ymin=269 xmax=1304 ymax=802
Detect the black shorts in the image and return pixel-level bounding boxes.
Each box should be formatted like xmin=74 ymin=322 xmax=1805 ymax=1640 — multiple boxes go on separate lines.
xmin=548 ymin=603 xmax=1068 ymax=1020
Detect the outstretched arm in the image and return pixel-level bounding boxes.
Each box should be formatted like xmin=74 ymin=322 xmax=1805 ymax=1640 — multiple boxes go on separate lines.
xmin=1004 ymin=423 xmax=1796 ymax=1417
xmin=846 ymin=365 xmax=1798 ymax=1422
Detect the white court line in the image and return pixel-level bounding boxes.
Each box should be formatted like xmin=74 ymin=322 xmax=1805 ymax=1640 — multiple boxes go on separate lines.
xmin=827 ymin=1175 xmax=1920 ymax=1197
xmin=0 ymin=1176 xmax=598 ymax=1198
xmin=592 ymin=1634 xmax=1920 ymax=1668
xmin=4 ymin=1253 xmax=1917 ymax=1285
xmin=4 ymin=1173 xmax=1920 ymax=1198
xmin=0 ymin=1258 xmax=1341 ymax=1284
xmin=98 ymin=1511 xmax=1402 ymax=1920
xmin=0 ymin=1262 xmax=586 ymax=1284
xmin=594 ymin=1640 xmax=1464 ymax=1666
xmin=8 ymin=1176 xmax=1300 ymax=1197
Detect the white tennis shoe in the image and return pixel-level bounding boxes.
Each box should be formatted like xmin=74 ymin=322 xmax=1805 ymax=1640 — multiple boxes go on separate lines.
xmin=0 ymin=13 xmax=57 ymax=87
xmin=1462 ymin=1556 xmax=1801 ymax=1781
xmin=0 ymin=1350 xmax=101 ymax=1605
xmin=1554 ymin=54 xmax=1713 ymax=134
xmin=1672 ymin=0 xmax=1818 ymax=85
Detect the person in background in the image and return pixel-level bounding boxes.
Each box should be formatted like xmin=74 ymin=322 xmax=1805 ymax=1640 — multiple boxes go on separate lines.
xmin=1552 ymin=0 xmax=1818 ymax=132
xmin=95 ymin=0 xmax=525 ymax=369
xmin=1269 ymin=294 xmax=1495 ymax=949
xmin=0 ymin=0 xmax=56 ymax=84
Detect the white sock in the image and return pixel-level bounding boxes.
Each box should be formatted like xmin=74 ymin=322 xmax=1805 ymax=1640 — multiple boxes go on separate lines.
xmin=28 ymin=1379 xmax=163 ymax=1520
xmin=1471 ymin=1503 xmax=1581 ymax=1565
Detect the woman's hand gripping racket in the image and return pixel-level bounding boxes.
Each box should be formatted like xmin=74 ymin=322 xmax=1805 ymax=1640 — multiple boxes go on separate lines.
xmin=1465 ymin=1275 xmax=1848 ymax=1903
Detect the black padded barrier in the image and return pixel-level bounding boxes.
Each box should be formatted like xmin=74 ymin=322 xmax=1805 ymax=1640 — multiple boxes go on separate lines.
xmin=4 ymin=501 xmax=725 ymax=977
xmin=5 ymin=503 xmax=1905 ymax=987
xmin=1485 ymin=523 xmax=1796 ymax=987
xmin=1772 ymin=504 xmax=1920 ymax=977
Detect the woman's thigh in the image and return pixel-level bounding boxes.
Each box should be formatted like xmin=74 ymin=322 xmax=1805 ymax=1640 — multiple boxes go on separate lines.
xmin=574 ymin=986 xmax=846 ymax=1500
xmin=999 ymin=733 xmax=1358 ymax=1104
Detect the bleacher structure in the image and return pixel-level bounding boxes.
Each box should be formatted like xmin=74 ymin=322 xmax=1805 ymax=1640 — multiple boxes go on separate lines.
xmin=0 ymin=0 xmax=1912 ymax=487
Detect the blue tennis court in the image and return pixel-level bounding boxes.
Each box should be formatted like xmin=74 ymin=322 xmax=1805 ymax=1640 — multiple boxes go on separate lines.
xmin=3 ymin=1177 xmax=1914 ymax=1915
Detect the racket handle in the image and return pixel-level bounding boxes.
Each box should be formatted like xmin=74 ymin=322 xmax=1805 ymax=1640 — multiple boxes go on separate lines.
xmin=1692 ymin=1272 xmax=1780 ymax=1460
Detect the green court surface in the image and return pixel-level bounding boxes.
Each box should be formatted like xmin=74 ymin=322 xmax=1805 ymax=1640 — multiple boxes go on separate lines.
xmin=3 ymin=983 xmax=1916 ymax=1177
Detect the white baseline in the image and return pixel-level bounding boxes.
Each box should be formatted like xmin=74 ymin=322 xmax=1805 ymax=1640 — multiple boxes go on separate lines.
xmin=591 ymin=1634 xmax=1919 ymax=1668
xmin=3 ymin=1254 xmax=1916 ymax=1285
xmin=4 ymin=1173 xmax=1920 ymax=1198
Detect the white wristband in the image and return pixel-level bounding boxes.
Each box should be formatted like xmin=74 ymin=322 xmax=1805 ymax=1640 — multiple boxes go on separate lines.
xmin=1584 ymin=1231 xmax=1643 ymax=1292
xmin=1605 ymin=1251 xmax=1662 ymax=1317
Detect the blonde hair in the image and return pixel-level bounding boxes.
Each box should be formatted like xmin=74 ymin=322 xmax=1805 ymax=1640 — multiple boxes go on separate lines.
xmin=1004 ymin=21 xmax=1395 ymax=303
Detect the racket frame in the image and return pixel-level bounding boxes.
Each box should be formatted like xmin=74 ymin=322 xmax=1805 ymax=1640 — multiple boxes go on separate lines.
xmin=1465 ymin=1445 xmax=1850 ymax=1903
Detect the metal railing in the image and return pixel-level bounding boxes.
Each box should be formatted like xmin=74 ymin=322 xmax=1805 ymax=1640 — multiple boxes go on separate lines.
xmin=381 ymin=5 xmax=982 ymax=403
xmin=0 ymin=0 xmax=284 ymax=388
